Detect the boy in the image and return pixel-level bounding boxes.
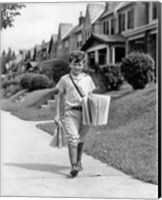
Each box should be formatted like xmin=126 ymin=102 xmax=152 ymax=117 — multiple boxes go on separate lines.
xmin=54 ymin=50 xmax=96 ymax=177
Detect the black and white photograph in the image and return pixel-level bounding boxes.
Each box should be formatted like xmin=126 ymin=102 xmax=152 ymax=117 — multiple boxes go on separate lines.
xmin=0 ymin=1 xmax=160 ymax=198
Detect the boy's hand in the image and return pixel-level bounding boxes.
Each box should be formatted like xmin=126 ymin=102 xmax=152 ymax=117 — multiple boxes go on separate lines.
xmin=54 ymin=115 xmax=61 ymax=125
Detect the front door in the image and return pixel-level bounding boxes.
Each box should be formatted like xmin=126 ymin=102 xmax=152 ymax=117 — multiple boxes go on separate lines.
xmin=115 ymin=47 xmax=125 ymax=63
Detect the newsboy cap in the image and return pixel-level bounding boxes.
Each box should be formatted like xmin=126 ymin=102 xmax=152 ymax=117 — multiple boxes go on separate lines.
xmin=69 ymin=50 xmax=85 ymax=63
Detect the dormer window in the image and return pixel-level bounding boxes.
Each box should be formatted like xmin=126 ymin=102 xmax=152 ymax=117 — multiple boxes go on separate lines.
xmin=127 ymin=9 xmax=134 ymax=29
xmin=103 ymin=21 xmax=109 ymax=35
xmin=119 ymin=13 xmax=125 ymax=32
xmin=111 ymin=18 xmax=115 ymax=35
xmin=152 ymin=2 xmax=157 ymax=20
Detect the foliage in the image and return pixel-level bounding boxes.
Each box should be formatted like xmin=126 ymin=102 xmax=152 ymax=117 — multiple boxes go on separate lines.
xmin=120 ymin=52 xmax=155 ymax=89
xmin=99 ymin=64 xmax=124 ymax=91
xmin=20 ymin=73 xmax=34 ymax=89
xmin=40 ymin=59 xmax=70 ymax=83
xmin=29 ymin=74 xmax=50 ymax=91
xmin=51 ymin=59 xmax=70 ymax=83
xmin=20 ymin=73 xmax=50 ymax=91
xmin=1 ymin=3 xmax=25 ymax=30
xmin=1 ymin=48 xmax=16 ymax=74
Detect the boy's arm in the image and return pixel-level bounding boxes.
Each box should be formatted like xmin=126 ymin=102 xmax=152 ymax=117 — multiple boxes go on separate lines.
xmin=54 ymin=91 xmax=64 ymax=123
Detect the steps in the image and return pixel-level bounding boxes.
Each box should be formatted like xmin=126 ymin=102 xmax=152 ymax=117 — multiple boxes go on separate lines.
xmin=41 ymin=98 xmax=56 ymax=111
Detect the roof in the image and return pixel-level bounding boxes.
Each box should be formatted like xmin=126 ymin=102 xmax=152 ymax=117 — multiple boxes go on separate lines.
xmin=51 ymin=34 xmax=58 ymax=42
xmin=99 ymin=2 xmax=134 ymax=19
xmin=87 ymin=3 xmax=105 ymax=24
xmin=58 ymin=23 xmax=73 ymax=41
xmin=99 ymin=2 xmax=123 ymax=19
xmin=35 ymin=44 xmax=41 ymax=52
xmin=81 ymin=33 xmax=125 ymax=51
xmin=63 ymin=25 xmax=78 ymax=40
xmin=93 ymin=34 xmax=125 ymax=42
xmin=74 ymin=23 xmax=84 ymax=34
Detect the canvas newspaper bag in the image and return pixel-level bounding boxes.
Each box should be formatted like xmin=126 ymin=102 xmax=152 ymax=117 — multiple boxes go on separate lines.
xmin=69 ymin=74 xmax=111 ymax=126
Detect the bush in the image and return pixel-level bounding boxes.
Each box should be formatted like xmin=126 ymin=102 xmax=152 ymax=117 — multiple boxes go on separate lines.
xmin=20 ymin=73 xmax=50 ymax=91
xmin=99 ymin=64 xmax=124 ymax=91
xmin=20 ymin=73 xmax=35 ymax=89
xmin=40 ymin=59 xmax=70 ymax=83
xmin=30 ymin=74 xmax=50 ymax=91
xmin=120 ymin=52 xmax=155 ymax=89
xmin=2 ymin=78 xmax=20 ymax=89
xmin=51 ymin=60 xmax=70 ymax=83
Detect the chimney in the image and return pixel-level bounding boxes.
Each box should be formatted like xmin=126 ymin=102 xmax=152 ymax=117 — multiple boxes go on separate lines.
xmin=105 ymin=2 xmax=111 ymax=11
xmin=79 ymin=11 xmax=85 ymax=25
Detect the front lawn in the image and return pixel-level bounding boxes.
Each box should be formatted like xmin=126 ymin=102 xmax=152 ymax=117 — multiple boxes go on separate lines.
xmin=37 ymin=83 xmax=158 ymax=184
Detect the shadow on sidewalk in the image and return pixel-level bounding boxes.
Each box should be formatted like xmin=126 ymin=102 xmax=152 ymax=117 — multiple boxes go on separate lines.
xmin=5 ymin=162 xmax=69 ymax=176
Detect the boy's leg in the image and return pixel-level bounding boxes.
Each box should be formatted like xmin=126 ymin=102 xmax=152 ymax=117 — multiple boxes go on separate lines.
xmin=68 ymin=143 xmax=78 ymax=177
xmin=78 ymin=125 xmax=91 ymax=170
xmin=77 ymin=142 xmax=84 ymax=171
xmin=62 ymin=110 xmax=82 ymax=177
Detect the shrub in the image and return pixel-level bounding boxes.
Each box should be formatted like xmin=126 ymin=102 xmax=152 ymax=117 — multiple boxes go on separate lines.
xmin=120 ymin=52 xmax=155 ymax=89
xmin=2 ymin=79 xmax=20 ymax=89
xmin=29 ymin=74 xmax=50 ymax=91
xmin=20 ymin=73 xmax=35 ymax=89
xmin=51 ymin=59 xmax=70 ymax=83
xmin=40 ymin=59 xmax=70 ymax=83
xmin=99 ymin=64 xmax=124 ymax=91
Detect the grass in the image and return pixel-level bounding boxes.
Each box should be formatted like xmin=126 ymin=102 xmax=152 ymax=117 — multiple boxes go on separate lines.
xmin=1 ymin=82 xmax=158 ymax=184
xmin=1 ymin=87 xmax=58 ymax=121
xmin=37 ymin=83 xmax=158 ymax=185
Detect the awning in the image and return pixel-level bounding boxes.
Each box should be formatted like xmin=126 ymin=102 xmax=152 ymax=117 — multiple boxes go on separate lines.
xmin=81 ymin=34 xmax=125 ymax=51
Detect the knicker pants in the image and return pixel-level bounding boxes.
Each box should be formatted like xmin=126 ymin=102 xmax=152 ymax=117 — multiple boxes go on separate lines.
xmin=62 ymin=109 xmax=91 ymax=146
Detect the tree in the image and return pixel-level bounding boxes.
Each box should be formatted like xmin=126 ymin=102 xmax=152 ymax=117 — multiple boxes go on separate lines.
xmin=1 ymin=3 xmax=25 ymax=30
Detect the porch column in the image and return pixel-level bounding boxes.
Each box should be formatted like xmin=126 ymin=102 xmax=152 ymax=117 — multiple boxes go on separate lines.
xmin=106 ymin=46 xmax=110 ymax=64
xmin=95 ymin=50 xmax=99 ymax=64
xmin=84 ymin=52 xmax=88 ymax=69
xmin=112 ymin=46 xmax=115 ymax=64
xmin=125 ymin=39 xmax=129 ymax=55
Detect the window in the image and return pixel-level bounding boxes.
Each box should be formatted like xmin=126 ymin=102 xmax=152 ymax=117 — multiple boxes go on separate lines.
xmin=103 ymin=21 xmax=106 ymax=34
xmin=127 ymin=9 xmax=134 ymax=29
xmin=111 ymin=18 xmax=115 ymax=35
xmin=119 ymin=13 xmax=125 ymax=32
xmin=106 ymin=21 xmax=109 ymax=35
xmin=152 ymin=2 xmax=157 ymax=20
xmin=103 ymin=21 xmax=109 ymax=35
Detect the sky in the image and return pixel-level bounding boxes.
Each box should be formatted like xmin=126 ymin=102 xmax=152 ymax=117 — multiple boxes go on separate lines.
xmin=1 ymin=2 xmax=92 ymax=54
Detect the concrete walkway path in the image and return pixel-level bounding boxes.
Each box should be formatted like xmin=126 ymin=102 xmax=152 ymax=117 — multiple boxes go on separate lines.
xmin=0 ymin=110 xmax=158 ymax=198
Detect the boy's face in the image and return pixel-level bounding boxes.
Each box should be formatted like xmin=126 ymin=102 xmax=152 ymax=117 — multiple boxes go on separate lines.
xmin=69 ymin=60 xmax=84 ymax=75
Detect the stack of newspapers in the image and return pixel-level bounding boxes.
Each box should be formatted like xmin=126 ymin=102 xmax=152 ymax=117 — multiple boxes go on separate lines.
xmin=82 ymin=94 xmax=111 ymax=126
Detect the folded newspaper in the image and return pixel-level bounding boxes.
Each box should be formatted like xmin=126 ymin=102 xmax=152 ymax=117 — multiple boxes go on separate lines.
xmin=49 ymin=122 xmax=67 ymax=149
xmin=82 ymin=94 xmax=111 ymax=126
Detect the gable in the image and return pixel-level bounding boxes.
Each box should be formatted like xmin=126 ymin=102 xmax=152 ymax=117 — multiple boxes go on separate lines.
xmin=84 ymin=7 xmax=92 ymax=29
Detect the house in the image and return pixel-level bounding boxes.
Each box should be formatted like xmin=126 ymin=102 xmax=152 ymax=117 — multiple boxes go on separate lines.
xmin=83 ymin=3 xmax=105 ymax=44
xmin=120 ymin=1 xmax=158 ymax=61
xmin=81 ymin=1 xmax=158 ymax=68
xmin=72 ymin=12 xmax=85 ymax=51
xmin=48 ymin=34 xmax=58 ymax=59
xmin=81 ymin=2 xmax=126 ymax=67
xmin=56 ymin=23 xmax=73 ymax=58
xmin=62 ymin=25 xmax=78 ymax=56
xmin=34 ymin=44 xmax=42 ymax=62
xmin=41 ymin=40 xmax=50 ymax=61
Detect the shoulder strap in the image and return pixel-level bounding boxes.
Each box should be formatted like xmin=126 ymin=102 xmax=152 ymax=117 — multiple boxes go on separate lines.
xmin=69 ymin=74 xmax=84 ymax=98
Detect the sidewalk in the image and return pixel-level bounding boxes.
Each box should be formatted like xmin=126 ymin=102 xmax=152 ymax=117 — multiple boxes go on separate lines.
xmin=0 ymin=110 xmax=158 ymax=198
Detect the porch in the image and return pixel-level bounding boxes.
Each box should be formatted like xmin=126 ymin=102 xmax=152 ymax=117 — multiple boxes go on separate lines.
xmin=81 ymin=34 xmax=125 ymax=69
